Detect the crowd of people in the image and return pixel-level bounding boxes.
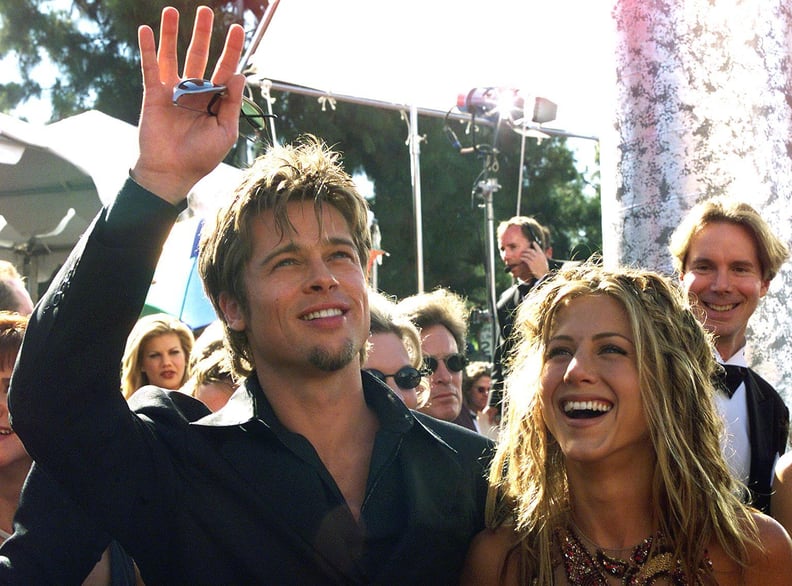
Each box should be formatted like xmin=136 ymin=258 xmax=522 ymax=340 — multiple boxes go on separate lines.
xmin=0 ymin=4 xmax=791 ymax=584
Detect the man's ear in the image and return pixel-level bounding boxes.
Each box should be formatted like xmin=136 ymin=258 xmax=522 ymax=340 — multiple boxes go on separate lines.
xmin=759 ymin=279 xmax=770 ymax=298
xmin=219 ymin=292 xmax=246 ymax=332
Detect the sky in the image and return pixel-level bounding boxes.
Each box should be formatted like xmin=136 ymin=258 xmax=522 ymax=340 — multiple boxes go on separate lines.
xmin=2 ymin=1 xmax=614 ymax=175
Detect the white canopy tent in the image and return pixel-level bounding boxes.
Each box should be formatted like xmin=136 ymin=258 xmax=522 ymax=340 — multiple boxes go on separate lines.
xmin=0 ymin=110 xmax=241 ymax=300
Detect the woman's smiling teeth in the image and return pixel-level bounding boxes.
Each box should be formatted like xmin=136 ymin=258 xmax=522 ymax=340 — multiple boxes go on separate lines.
xmin=302 ymin=308 xmax=343 ymax=320
xmin=563 ymin=400 xmax=612 ymax=419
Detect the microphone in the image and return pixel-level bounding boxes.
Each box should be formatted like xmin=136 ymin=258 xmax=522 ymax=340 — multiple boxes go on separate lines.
xmin=504 ymin=265 xmax=513 ymax=273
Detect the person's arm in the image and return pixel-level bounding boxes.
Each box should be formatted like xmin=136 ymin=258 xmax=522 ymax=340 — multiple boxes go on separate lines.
xmin=7 ymin=1 xmax=245 ymax=550
xmin=771 ymin=452 xmax=792 ymax=536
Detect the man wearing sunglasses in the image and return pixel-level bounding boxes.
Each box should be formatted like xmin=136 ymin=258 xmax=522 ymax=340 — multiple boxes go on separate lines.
xmin=396 ymin=288 xmax=475 ymax=430
xmin=7 ymin=6 xmax=493 ymax=585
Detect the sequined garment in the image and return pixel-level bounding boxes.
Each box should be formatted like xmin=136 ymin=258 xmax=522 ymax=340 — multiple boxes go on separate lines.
xmin=554 ymin=525 xmax=712 ymax=585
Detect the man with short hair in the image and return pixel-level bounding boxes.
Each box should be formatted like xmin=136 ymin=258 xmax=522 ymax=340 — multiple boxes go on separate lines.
xmin=489 ymin=216 xmax=561 ymax=420
xmin=397 ymin=288 xmax=472 ymax=429
xmin=669 ymin=196 xmax=790 ymax=513
xmin=8 ymin=7 xmax=491 ymax=584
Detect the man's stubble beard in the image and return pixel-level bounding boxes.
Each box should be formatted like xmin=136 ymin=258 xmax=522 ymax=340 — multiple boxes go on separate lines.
xmin=308 ymin=339 xmax=358 ymax=372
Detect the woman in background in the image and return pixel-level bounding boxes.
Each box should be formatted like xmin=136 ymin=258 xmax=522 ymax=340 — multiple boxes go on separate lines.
xmin=121 ymin=313 xmax=194 ymax=399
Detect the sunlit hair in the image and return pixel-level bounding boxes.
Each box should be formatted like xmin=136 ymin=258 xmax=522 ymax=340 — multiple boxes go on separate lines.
xmin=0 ymin=261 xmax=22 ymax=280
xmin=367 ymin=289 xmax=427 ymax=406
xmin=199 ymin=135 xmax=372 ymax=377
xmin=368 ymin=290 xmax=423 ymax=369
xmin=488 ymin=264 xmax=760 ymax=583
xmin=121 ymin=313 xmax=195 ymax=399
xmin=462 ymin=360 xmax=491 ymax=409
xmin=396 ymin=288 xmax=469 ymax=355
xmin=669 ymin=196 xmax=789 ymax=281
xmin=183 ymin=320 xmax=235 ymax=395
xmin=0 ymin=311 xmax=27 ymax=371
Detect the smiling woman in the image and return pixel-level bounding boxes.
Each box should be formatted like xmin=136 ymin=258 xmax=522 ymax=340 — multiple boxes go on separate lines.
xmin=460 ymin=264 xmax=792 ymax=585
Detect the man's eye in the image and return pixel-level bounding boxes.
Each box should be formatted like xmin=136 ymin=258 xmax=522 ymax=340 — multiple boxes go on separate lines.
xmin=273 ymin=258 xmax=297 ymax=269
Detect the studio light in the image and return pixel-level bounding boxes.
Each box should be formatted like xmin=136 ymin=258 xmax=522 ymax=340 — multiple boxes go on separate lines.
xmin=456 ymin=87 xmax=557 ymax=125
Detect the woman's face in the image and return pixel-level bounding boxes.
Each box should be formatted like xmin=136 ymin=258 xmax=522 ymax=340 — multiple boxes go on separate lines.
xmin=540 ymin=295 xmax=650 ymax=465
xmin=140 ymin=333 xmax=188 ymax=390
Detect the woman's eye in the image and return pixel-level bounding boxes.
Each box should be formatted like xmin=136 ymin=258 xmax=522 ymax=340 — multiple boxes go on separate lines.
xmin=601 ymin=344 xmax=627 ymax=355
xmin=546 ymin=346 xmax=571 ymax=359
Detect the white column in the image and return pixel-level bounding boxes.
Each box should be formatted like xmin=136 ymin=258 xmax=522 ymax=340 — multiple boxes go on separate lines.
xmin=603 ymin=0 xmax=792 ymax=401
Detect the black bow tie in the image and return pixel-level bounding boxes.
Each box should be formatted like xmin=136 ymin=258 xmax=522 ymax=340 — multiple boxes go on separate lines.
xmin=715 ymin=364 xmax=748 ymax=398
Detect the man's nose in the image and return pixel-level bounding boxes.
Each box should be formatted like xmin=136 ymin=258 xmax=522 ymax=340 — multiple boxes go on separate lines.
xmin=711 ymin=268 xmax=733 ymax=292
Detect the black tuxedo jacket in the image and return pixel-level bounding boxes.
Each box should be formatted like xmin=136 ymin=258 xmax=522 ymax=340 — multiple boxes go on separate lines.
xmin=743 ymin=368 xmax=789 ymax=513
xmin=489 ymin=259 xmax=564 ymax=411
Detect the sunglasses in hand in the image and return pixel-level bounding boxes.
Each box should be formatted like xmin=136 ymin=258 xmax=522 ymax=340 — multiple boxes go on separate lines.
xmin=172 ymin=78 xmax=275 ymax=143
xmin=423 ymin=353 xmax=467 ymax=374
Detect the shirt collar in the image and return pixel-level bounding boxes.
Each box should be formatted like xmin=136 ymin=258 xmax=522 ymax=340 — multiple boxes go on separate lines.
xmin=716 ymin=345 xmax=748 ymax=367
xmin=190 ymin=370 xmax=415 ymax=435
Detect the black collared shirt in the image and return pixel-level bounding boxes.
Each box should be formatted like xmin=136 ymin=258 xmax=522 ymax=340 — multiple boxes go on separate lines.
xmin=9 ymin=179 xmax=493 ymax=584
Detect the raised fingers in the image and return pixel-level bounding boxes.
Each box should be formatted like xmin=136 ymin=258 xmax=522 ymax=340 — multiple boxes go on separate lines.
xmin=210 ymin=24 xmax=246 ymax=84
xmin=182 ymin=6 xmax=215 ymax=80
xmin=156 ymin=7 xmax=181 ymax=83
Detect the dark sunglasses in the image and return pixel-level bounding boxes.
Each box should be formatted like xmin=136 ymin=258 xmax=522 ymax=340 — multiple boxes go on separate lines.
xmin=172 ymin=78 xmax=275 ymax=142
xmin=423 ymin=353 xmax=467 ymax=374
xmin=364 ymin=366 xmax=423 ymax=390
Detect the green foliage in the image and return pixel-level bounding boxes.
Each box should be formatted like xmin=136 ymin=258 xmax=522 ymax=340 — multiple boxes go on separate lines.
xmin=1 ymin=0 xmax=602 ymax=321
xmin=0 ymin=0 xmax=253 ymax=123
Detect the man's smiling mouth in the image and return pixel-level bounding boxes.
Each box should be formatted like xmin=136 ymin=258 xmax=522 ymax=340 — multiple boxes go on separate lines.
xmin=302 ymin=308 xmax=344 ymax=320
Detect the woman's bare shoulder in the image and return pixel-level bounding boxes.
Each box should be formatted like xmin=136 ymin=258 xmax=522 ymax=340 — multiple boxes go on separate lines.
xmin=709 ymin=511 xmax=792 ymax=585
xmin=744 ymin=512 xmax=792 ymax=582
xmin=461 ymin=525 xmax=522 ymax=586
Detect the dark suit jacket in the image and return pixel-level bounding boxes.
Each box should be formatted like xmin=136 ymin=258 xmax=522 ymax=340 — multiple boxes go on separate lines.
xmin=8 ymin=180 xmax=493 ymax=585
xmin=743 ymin=368 xmax=789 ymax=513
xmin=490 ymin=259 xmax=564 ymax=412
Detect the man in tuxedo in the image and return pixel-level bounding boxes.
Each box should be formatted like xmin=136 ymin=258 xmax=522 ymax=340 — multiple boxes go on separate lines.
xmin=670 ymin=197 xmax=790 ymax=513
xmin=488 ymin=216 xmax=561 ymax=422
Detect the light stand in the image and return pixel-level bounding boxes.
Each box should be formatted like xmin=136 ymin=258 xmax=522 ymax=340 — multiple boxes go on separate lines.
xmin=450 ymin=88 xmax=558 ymax=362
xmin=476 ymin=175 xmax=501 ymax=360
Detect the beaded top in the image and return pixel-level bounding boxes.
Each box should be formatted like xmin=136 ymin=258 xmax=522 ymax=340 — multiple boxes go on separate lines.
xmin=553 ymin=524 xmax=712 ymax=585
